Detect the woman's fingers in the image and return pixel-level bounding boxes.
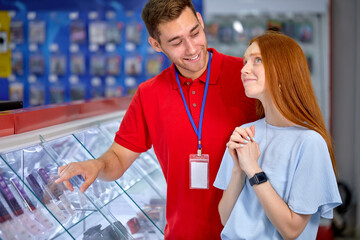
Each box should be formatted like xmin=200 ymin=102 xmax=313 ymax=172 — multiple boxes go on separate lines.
xmin=244 ymin=126 xmax=255 ymax=142
xmin=230 ymin=133 xmax=249 ymax=145
xmin=227 ymin=141 xmax=242 ymax=150
xmin=233 ymin=126 xmax=255 ymax=143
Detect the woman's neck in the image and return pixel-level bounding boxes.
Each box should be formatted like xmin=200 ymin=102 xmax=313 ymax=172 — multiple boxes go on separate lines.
xmin=262 ymin=100 xmax=295 ymax=127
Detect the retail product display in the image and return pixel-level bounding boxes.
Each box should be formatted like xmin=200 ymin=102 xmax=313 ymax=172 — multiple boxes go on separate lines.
xmin=205 ymin=11 xmax=330 ymax=127
xmin=29 ymin=54 xmax=45 ymax=76
xmin=28 ymin=21 xmax=46 ymax=44
xmin=146 ymin=55 xmax=165 ymax=77
xmin=3 ymin=9 xmax=170 ymax=108
xmin=70 ymin=54 xmax=86 ymax=75
xmin=70 ymin=21 xmax=86 ymax=44
xmin=50 ymin=55 xmax=66 ymax=76
xmin=11 ymin=52 xmax=23 ymax=76
xmin=0 ymin=114 xmax=167 ymax=239
xmin=10 ymin=20 xmax=24 ymax=44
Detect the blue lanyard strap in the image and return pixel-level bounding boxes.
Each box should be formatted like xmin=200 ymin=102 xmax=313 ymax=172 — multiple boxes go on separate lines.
xmin=175 ymin=51 xmax=212 ymax=156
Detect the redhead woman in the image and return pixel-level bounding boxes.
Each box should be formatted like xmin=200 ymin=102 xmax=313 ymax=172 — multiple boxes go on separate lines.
xmin=214 ymin=32 xmax=341 ymax=240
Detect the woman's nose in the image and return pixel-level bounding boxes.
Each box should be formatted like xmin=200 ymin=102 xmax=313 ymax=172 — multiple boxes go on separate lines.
xmin=241 ymin=63 xmax=251 ymax=74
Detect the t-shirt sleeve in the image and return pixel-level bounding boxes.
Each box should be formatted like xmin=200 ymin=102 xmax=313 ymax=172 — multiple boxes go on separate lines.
xmin=288 ymin=132 xmax=342 ymax=219
xmin=114 ymin=88 xmax=152 ymax=153
xmin=214 ymin=148 xmax=234 ymax=190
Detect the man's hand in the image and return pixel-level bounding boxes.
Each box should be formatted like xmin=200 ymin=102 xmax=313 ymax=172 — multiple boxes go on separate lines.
xmin=55 ymin=159 xmax=105 ymax=193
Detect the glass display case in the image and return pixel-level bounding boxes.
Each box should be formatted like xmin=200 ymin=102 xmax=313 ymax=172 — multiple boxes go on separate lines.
xmin=0 ymin=111 xmax=167 ymax=239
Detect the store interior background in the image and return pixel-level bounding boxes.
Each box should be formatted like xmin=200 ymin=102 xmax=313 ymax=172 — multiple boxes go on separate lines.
xmin=0 ymin=0 xmax=359 ymax=239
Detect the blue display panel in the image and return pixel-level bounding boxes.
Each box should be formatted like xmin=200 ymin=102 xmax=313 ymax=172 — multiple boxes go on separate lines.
xmin=0 ymin=0 xmax=203 ymax=107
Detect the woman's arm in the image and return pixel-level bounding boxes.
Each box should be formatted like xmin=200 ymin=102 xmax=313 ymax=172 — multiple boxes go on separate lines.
xmin=251 ymin=179 xmax=311 ymax=240
xmin=218 ymin=167 xmax=246 ymax=225
xmin=218 ymin=126 xmax=253 ymax=225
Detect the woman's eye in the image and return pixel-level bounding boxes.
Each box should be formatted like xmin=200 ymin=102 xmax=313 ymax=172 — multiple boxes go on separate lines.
xmin=255 ymin=57 xmax=262 ymax=63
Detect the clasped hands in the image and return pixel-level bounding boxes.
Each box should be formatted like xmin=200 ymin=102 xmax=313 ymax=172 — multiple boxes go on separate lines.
xmin=226 ymin=125 xmax=261 ymax=177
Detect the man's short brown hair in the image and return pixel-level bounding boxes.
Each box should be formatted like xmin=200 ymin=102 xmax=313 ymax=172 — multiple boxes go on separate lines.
xmin=141 ymin=0 xmax=197 ymax=43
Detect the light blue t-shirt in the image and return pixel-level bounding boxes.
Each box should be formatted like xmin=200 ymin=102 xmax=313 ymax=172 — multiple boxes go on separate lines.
xmin=214 ymin=118 xmax=342 ymax=240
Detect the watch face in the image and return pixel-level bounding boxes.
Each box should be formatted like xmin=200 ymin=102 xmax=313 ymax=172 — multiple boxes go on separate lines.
xmin=257 ymin=172 xmax=267 ymax=182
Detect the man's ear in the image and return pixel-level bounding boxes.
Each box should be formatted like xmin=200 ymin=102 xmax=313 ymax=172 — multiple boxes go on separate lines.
xmin=148 ymin=37 xmax=162 ymax=53
xmin=196 ymin=12 xmax=205 ymax=29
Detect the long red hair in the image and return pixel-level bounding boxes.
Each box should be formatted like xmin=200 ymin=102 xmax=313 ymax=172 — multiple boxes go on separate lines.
xmin=250 ymin=31 xmax=337 ymax=174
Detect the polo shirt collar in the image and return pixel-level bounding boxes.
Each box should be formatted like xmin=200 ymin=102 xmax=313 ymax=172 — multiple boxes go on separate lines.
xmin=171 ymin=48 xmax=222 ymax=90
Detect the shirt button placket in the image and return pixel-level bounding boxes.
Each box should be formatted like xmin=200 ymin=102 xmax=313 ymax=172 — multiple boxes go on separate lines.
xmin=189 ymin=83 xmax=197 ymax=115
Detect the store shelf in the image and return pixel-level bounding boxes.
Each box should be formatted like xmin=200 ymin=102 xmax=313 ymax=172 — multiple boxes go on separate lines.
xmin=0 ymin=96 xmax=132 ymax=137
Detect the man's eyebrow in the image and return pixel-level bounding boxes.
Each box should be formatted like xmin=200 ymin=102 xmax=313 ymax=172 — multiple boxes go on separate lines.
xmin=167 ymin=24 xmax=200 ymax=43
xmin=190 ymin=24 xmax=200 ymax=33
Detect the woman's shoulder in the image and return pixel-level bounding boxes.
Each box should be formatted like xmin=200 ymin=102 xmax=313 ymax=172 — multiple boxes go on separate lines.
xmin=240 ymin=118 xmax=265 ymax=128
xmin=292 ymin=127 xmax=328 ymax=150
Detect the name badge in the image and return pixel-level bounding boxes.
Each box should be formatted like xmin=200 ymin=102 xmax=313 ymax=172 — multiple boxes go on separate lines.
xmin=189 ymin=154 xmax=209 ymax=189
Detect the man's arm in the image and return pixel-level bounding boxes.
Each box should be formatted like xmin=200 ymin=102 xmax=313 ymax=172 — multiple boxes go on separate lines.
xmin=55 ymin=142 xmax=141 ymax=193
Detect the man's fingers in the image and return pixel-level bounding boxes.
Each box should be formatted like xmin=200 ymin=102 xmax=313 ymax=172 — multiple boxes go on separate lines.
xmin=56 ymin=163 xmax=81 ymax=183
xmin=80 ymin=178 xmax=95 ymax=193
xmin=62 ymin=179 xmax=74 ymax=191
xmin=58 ymin=165 xmax=66 ymax=175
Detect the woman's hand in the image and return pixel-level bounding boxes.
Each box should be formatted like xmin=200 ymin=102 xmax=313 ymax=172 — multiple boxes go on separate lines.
xmin=227 ymin=126 xmax=252 ymax=170
xmin=227 ymin=125 xmax=261 ymax=176
xmin=236 ymin=135 xmax=261 ymax=177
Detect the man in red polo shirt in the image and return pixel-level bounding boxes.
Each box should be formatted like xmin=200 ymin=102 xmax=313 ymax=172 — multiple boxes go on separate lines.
xmin=56 ymin=0 xmax=257 ymax=239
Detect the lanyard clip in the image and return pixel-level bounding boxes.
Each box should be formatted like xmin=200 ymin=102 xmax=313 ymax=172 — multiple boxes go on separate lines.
xmin=197 ymin=140 xmax=202 ymax=156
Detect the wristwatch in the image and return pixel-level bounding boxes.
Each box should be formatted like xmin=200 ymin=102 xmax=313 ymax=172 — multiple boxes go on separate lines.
xmin=249 ymin=172 xmax=268 ymax=186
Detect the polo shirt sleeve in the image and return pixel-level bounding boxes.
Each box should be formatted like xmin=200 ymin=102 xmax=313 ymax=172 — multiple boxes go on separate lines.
xmin=114 ymin=87 xmax=152 ymax=153
xmin=214 ymin=148 xmax=234 ymax=190
xmin=287 ymin=132 xmax=342 ymax=219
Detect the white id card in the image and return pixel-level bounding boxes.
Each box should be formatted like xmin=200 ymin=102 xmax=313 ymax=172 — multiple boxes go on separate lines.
xmin=189 ymin=154 xmax=209 ymax=189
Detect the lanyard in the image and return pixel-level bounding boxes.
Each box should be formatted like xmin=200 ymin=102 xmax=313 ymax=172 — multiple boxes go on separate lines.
xmin=175 ymin=51 xmax=212 ymax=156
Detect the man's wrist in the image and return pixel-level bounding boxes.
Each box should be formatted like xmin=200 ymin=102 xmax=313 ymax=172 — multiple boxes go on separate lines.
xmin=93 ymin=158 xmax=106 ymax=173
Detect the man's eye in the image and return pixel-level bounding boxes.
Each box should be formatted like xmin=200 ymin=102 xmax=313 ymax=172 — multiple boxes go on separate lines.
xmin=192 ymin=32 xmax=199 ymax=37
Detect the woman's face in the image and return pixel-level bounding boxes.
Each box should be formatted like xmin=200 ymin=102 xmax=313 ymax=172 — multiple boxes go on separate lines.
xmin=241 ymin=42 xmax=267 ymax=101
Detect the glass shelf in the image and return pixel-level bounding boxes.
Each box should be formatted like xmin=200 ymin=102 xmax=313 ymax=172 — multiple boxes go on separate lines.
xmin=72 ymin=126 xmax=167 ymax=233
xmin=0 ymin=117 xmax=167 ymax=239
xmin=99 ymin=120 xmax=122 ymax=140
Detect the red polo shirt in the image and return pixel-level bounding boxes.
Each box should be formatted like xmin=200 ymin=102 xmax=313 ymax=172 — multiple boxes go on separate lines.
xmin=115 ymin=48 xmax=257 ymax=239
